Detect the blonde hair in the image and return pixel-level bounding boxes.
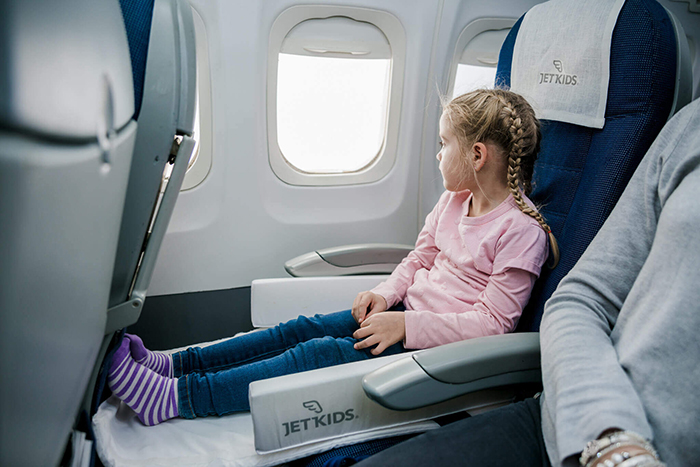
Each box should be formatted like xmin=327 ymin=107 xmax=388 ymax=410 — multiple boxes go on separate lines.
xmin=442 ymin=88 xmax=560 ymax=268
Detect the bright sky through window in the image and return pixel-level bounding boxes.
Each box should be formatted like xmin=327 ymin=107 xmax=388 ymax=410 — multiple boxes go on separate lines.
xmin=188 ymin=89 xmax=200 ymax=170
xmin=277 ymin=53 xmax=390 ymax=173
xmin=453 ymin=64 xmax=497 ymax=98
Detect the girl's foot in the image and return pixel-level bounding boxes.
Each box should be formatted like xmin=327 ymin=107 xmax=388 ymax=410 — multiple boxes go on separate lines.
xmin=108 ymin=336 xmax=179 ymax=426
xmin=125 ymin=333 xmax=173 ymax=377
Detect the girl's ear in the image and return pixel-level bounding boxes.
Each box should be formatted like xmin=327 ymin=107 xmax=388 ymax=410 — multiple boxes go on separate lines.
xmin=471 ymin=142 xmax=488 ymax=172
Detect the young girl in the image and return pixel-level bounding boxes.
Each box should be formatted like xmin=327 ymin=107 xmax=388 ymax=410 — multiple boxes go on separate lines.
xmin=108 ymin=88 xmax=559 ymax=426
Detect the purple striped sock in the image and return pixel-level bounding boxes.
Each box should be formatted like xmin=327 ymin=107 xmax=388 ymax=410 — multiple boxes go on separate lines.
xmin=108 ymin=336 xmax=179 ymax=426
xmin=125 ymin=333 xmax=173 ymax=377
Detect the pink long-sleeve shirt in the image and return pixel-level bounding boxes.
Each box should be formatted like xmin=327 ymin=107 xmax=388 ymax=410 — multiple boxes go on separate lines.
xmin=371 ymin=190 xmax=548 ymax=349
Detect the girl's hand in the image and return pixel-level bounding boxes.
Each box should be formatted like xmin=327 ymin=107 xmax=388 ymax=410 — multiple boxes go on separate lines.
xmin=353 ymin=312 xmax=405 ymax=355
xmin=352 ymin=291 xmax=388 ymax=324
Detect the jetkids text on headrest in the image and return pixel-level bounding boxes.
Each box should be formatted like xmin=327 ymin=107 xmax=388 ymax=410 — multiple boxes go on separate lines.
xmin=539 ymin=60 xmax=578 ymax=86
xmin=282 ymin=400 xmax=357 ymax=437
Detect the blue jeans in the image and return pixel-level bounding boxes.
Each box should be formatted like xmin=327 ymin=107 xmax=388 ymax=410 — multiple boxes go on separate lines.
xmin=356 ymin=398 xmax=552 ymax=467
xmin=173 ymin=309 xmax=407 ymax=418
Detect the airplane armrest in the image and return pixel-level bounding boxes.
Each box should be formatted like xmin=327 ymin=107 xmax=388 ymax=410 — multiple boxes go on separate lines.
xmin=285 ymin=243 xmax=413 ymax=277
xmin=362 ymin=333 xmax=541 ymax=410
xmin=252 ymin=243 xmax=411 ymax=327
xmin=251 ymin=276 xmax=387 ymax=327
xmin=249 ymin=351 xmax=518 ymax=452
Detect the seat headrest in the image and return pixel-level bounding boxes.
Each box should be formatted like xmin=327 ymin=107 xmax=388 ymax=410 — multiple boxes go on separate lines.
xmin=508 ymin=0 xmax=626 ymax=129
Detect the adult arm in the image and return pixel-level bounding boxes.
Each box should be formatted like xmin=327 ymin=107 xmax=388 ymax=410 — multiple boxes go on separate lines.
xmin=540 ymin=103 xmax=698 ymax=465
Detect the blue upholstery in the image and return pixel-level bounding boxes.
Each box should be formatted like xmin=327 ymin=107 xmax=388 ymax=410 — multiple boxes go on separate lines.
xmin=118 ymin=0 xmax=155 ymax=119
xmin=496 ymin=0 xmax=677 ymax=331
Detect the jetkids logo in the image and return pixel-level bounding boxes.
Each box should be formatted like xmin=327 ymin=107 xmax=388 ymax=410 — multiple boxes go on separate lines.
xmin=282 ymin=400 xmax=357 ymax=437
xmin=538 ymin=60 xmax=578 ymax=86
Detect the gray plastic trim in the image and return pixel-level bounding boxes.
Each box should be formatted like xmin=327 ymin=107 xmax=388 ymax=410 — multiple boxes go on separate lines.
xmin=318 ymin=243 xmax=413 ymax=267
xmin=282 ymin=16 xmax=391 ymax=59
xmin=106 ymin=136 xmax=197 ymax=334
xmin=174 ymin=0 xmax=197 ymax=135
xmin=133 ymin=138 xmax=195 ymax=300
xmin=413 ymin=332 xmax=540 ymax=384
xmin=664 ymin=6 xmax=693 ymax=118
xmin=106 ymin=299 xmax=145 ymax=335
xmin=0 ymin=121 xmax=137 ymax=466
xmin=181 ymin=5 xmax=213 ymax=190
xmin=670 ymin=0 xmax=700 ymax=14
xmin=362 ymin=333 xmax=541 ymax=411
xmin=109 ymin=0 xmax=197 ymax=308
xmin=0 ymin=0 xmax=134 ymax=138
xmin=285 ymin=243 xmax=413 ymax=277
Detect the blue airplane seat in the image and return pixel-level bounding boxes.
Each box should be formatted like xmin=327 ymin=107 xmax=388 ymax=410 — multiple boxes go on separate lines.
xmin=495 ymin=0 xmax=692 ymax=332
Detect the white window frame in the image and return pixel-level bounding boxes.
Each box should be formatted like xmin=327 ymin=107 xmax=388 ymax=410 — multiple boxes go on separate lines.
xmin=267 ymin=5 xmax=406 ymax=186
xmin=181 ymin=5 xmax=213 ymax=191
xmin=447 ymin=18 xmax=516 ymax=98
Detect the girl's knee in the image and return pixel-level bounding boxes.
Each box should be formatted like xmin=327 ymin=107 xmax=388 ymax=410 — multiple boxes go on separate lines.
xmin=291 ymin=336 xmax=366 ymax=365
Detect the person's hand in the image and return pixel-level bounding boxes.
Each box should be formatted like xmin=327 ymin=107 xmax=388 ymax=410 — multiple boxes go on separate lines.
xmin=353 ymin=311 xmax=405 ymax=355
xmin=592 ymin=445 xmax=664 ymax=467
xmin=351 ymin=291 xmax=388 ymax=324
xmin=580 ymin=430 xmax=665 ymax=467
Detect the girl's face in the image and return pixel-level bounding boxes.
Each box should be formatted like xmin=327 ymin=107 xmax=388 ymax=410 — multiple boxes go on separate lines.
xmin=437 ymin=113 xmax=472 ymax=192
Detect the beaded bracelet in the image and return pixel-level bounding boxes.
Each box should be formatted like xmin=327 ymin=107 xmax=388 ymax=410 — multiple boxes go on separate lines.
xmin=579 ymin=431 xmax=665 ymax=467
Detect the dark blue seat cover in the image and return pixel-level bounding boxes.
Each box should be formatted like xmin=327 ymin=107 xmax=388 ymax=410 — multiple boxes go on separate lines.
xmin=119 ymin=0 xmax=155 ymax=119
xmin=496 ymin=0 xmax=677 ymax=331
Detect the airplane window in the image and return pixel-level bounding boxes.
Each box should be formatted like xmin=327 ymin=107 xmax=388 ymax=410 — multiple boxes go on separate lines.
xmin=449 ymin=20 xmax=515 ymax=98
xmin=277 ymin=53 xmax=390 ymax=173
xmin=188 ymin=90 xmax=200 ymax=171
xmin=453 ymin=64 xmax=497 ymax=97
xmin=268 ymin=9 xmax=405 ymax=186
xmin=180 ymin=6 xmax=212 ymax=191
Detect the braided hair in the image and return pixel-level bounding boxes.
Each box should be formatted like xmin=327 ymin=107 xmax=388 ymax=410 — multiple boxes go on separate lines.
xmin=442 ymin=89 xmax=560 ymax=268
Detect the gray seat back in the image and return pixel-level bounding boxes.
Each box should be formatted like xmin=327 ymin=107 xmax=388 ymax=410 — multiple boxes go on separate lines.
xmin=107 ymin=0 xmax=197 ymax=332
xmin=73 ymin=0 xmax=196 ymax=434
xmin=0 ymin=0 xmax=136 ymax=465
xmin=68 ymin=1 xmax=196 ymax=461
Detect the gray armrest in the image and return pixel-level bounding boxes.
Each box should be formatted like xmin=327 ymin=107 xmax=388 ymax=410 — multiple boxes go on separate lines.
xmin=362 ymin=333 xmax=541 ymax=410
xmin=285 ymin=243 xmax=413 ymax=277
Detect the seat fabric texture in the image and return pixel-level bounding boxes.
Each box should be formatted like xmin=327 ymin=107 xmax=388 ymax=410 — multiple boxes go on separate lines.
xmin=119 ymin=0 xmax=155 ymax=118
xmin=496 ymin=0 xmax=676 ymax=331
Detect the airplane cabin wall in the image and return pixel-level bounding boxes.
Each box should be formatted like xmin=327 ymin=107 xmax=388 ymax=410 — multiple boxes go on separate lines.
xmin=148 ymin=0 xmax=699 ymax=299
xmin=147 ymin=0 xmax=539 ymax=297
xmin=660 ymin=0 xmax=700 ymax=98
xmin=417 ymin=0 xmax=545 ymax=225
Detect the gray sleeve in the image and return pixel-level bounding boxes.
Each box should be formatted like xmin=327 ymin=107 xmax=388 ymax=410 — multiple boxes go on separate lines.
xmin=539 ymin=102 xmax=699 ymax=465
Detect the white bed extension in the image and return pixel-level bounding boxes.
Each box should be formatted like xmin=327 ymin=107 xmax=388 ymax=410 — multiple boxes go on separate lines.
xmin=94 ymin=276 xmax=530 ymax=466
